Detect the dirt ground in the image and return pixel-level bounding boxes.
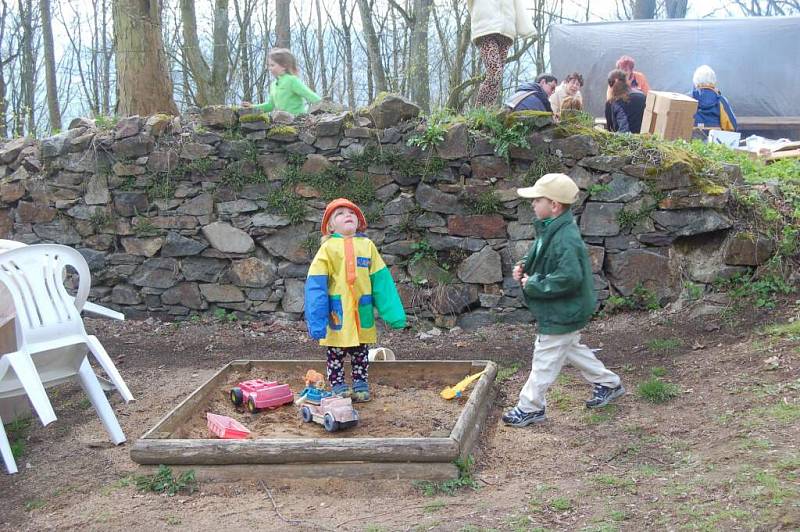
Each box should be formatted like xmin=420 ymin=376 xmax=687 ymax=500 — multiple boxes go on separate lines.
xmin=180 ymin=366 xmax=464 ymax=439
xmin=1 ymin=295 xmax=798 ymax=531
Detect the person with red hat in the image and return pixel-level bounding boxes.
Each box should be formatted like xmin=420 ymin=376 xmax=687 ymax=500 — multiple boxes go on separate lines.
xmin=304 ymin=198 xmax=406 ymax=402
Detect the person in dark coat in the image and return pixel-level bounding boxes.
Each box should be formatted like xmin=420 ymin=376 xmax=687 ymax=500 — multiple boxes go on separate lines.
xmin=604 ymin=69 xmax=646 ymax=134
xmin=506 ymin=74 xmax=558 ymax=112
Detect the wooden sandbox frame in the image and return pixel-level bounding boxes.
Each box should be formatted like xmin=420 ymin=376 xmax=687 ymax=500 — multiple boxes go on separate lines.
xmin=131 ymin=359 xmax=497 ymax=481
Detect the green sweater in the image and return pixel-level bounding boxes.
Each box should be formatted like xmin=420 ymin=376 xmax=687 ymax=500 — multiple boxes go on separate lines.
xmin=521 ymin=210 xmax=596 ymax=334
xmin=254 ymin=74 xmax=321 ymax=116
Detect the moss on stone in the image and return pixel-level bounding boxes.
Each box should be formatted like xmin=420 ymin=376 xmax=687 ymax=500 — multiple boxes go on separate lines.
xmin=239 ymin=113 xmax=270 ymax=124
xmin=267 ymin=125 xmax=298 ymax=137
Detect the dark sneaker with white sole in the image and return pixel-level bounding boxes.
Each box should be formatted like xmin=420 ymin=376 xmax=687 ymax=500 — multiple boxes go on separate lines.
xmin=502 ymin=406 xmax=546 ymax=427
xmin=585 ymin=384 xmax=625 ymax=408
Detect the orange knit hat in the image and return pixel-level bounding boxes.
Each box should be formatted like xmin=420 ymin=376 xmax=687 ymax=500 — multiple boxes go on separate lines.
xmin=320 ymin=198 xmax=367 ymax=236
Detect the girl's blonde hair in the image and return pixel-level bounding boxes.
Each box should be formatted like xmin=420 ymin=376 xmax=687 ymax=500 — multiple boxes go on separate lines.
xmin=269 ymin=48 xmax=299 ymax=75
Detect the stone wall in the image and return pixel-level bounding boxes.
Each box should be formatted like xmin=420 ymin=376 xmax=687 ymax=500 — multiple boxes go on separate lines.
xmin=0 ymin=96 xmax=768 ymax=328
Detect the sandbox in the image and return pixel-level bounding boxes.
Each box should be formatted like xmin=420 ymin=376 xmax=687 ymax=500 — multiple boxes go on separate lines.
xmin=131 ymin=359 xmax=497 ymax=480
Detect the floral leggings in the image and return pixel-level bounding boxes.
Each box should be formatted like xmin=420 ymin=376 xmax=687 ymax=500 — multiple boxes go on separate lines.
xmin=476 ymin=34 xmax=513 ymax=107
xmin=326 ymin=344 xmax=369 ymax=386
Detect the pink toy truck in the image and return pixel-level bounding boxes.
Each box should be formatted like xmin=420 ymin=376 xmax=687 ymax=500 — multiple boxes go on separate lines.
xmin=230 ymin=379 xmax=293 ymax=413
xmin=207 ymin=412 xmax=251 ymax=439
xmin=300 ymin=396 xmax=359 ymax=432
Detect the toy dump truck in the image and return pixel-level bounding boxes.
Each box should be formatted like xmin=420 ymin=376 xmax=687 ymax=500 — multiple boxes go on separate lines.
xmin=300 ymin=396 xmax=359 ymax=432
xmin=230 ymin=379 xmax=293 ymax=413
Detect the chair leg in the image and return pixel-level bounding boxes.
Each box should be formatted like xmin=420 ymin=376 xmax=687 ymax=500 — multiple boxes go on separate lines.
xmin=5 ymin=351 xmax=57 ymax=426
xmin=0 ymin=417 xmax=19 ymax=474
xmin=85 ymin=336 xmax=134 ymax=403
xmin=77 ymin=358 xmax=125 ymax=445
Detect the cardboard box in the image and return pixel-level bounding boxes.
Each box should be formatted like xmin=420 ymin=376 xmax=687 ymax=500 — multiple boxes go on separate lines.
xmin=641 ymin=91 xmax=698 ymax=140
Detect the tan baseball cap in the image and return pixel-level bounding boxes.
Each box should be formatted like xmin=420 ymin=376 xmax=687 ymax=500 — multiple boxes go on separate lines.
xmin=517 ymin=173 xmax=579 ymax=204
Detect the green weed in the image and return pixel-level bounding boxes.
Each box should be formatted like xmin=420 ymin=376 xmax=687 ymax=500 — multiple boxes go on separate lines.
xmin=587 ymin=183 xmax=611 ymax=197
xmin=549 ymin=496 xmax=573 ymax=512
xmin=413 ymin=456 xmax=479 ymax=496
xmin=5 ymin=417 xmax=32 ymax=459
xmin=133 ymin=465 xmax=197 ymax=496
xmin=213 ymin=308 xmax=238 ymax=322
xmin=637 ymin=378 xmax=681 ymax=403
xmin=465 ymin=190 xmax=503 ymax=215
xmin=133 ymin=217 xmax=161 ymax=237
xmin=24 ymin=499 xmax=45 ymax=511
xmin=761 ymin=319 xmax=800 ymax=339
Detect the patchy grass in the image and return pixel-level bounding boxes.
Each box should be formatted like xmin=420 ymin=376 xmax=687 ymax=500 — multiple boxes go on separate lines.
xmin=646 ymin=338 xmax=683 ymax=352
xmin=637 ymin=378 xmax=681 ymax=403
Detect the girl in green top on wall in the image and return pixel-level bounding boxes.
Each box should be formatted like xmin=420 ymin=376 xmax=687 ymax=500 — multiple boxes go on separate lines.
xmin=244 ymin=48 xmax=321 ymax=116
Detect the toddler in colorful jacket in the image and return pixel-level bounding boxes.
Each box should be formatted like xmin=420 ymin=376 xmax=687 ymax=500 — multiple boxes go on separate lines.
xmin=304 ymin=198 xmax=406 ymax=402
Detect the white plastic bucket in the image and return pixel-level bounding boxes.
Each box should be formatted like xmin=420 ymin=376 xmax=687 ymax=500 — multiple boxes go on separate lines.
xmin=368 ymin=347 xmax=396 ymax=362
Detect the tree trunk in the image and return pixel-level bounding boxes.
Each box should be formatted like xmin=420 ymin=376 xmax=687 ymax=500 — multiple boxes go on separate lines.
xmin=357 ymin=0 xmax=388 ymax=94
xmin=40 ymin=0 xmax=61 ymax=132
xmin=180 ymin=0 xmax=229 ymax=106
xmin=338 ymin=0 xmax=355 ymax=109
xmin=0 ymin=0 xmax=12 ymax=138
xmin=408 ymin=0 xmax=432 ymax=112
xmin=275 ymin=0 xmax=291 ymax=49
xmin=234 ymin=0 xmax=253 ymax=102
xmin=19 ymin=0 xmax=35 ymax=135
xmin=665 ymin=0 xmax=688 ymax=18
xmin=632 ymin=0 xmax=657 ymax=18
xmin=101 ymin=0 xmax=112 ymax=115
xmin=314 ymin=0 xmax=327 ymax=95
xmin=113 ymin=0 xmax=178 ymax=116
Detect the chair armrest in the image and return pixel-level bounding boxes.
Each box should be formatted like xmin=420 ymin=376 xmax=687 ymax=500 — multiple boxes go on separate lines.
xmin=82 ymin=301 xmax=125 ymax=321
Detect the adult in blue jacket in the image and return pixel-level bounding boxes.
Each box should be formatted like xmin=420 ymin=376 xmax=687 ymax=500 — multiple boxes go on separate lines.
xmin=692 ymin=65 xmax=737 ymax=131
xmin=506 ymin=74 xmax=558 ymax=112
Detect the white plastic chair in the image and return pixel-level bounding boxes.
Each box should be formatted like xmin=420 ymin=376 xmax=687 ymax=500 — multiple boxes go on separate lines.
xmin=0 ymin=244 xmax=134 ymax=474
xmin=0 ymin=239 xmax=124 ymax=321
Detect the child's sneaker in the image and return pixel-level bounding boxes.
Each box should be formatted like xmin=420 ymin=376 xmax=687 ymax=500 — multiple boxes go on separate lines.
xmin=585 ymin=383 xmax=625 ymax=408
xmin=501 ymin=406 xmax=546 ymax=427
xmin=351 ymin=380 xmax=370 ymax=403
xmin=332 ymin=383 xmax=351 ymax=398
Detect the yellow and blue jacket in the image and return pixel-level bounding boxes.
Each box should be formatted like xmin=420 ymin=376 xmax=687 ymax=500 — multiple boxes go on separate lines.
xmin=305 ymin=233 xmax=406 ymax=347
xmin=693 ymin=85 xmax=737 ymax=131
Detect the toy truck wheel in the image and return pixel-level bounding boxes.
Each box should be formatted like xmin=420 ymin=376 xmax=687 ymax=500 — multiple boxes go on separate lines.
xmin=230 ymin=387 xmax=243 ymax=406
xmin=324 ymin=413 xmax=339 ymax=432
xmin=247 ymin=396 xmax=258 ymax=413
xmin=301 ymin=406 xmax=313 ymax=423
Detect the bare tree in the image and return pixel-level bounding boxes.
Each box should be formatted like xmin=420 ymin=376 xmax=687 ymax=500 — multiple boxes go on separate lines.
xmin=665 ymin=0 xmax=689 ymax=17
xmin=0 ymin=0 xmax=18 ymax=137
xmin=18 ymin=0 xmax=36 ymax=135
xmin=389 ymin=0 xmax=432 ymax=111
xmin=180 ymin=0 xmax=230 ymax=106
xmin=314 ymin=0 xmax=328 ymax=95
xmin=730 ymin=0 xmax=799 ymax=14
xmin=275 ymin=0 xmax=290 ymax=48
xmin=39 ymin=0 xmax=60 ymax=132
xmin=113 ymin=0 xmax=178 ymax=116
xmin=632 ymin=0 xmax=657 ymax=18
xmin=357 ymin=0 xmax=388 ymax=94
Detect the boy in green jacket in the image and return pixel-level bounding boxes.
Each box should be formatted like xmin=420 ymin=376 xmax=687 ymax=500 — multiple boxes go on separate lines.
xmin=503 ymin=173 xmax=624 ymax=427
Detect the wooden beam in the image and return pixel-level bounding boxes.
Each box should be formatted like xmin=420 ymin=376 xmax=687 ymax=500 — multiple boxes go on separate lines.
xmin=131 ymin=436 xmax=459 ymax=465
xmin=136 ymin=461 xmax=459 ymax=481
xmin=449 ymin=361 xmax=497 ymax=459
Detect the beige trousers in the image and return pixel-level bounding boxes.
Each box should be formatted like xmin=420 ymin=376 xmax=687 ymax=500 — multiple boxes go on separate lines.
xmin=518 ymin=331 xmax=620 ymax=412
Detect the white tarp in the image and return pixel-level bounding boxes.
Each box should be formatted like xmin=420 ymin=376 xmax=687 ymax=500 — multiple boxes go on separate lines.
xmin=549 ymin=17 xmax=800 ymax=119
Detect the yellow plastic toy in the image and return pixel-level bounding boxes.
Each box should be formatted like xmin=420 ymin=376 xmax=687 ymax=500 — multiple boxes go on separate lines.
xmin=440 ymin=369 xmax=487 ymax=400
